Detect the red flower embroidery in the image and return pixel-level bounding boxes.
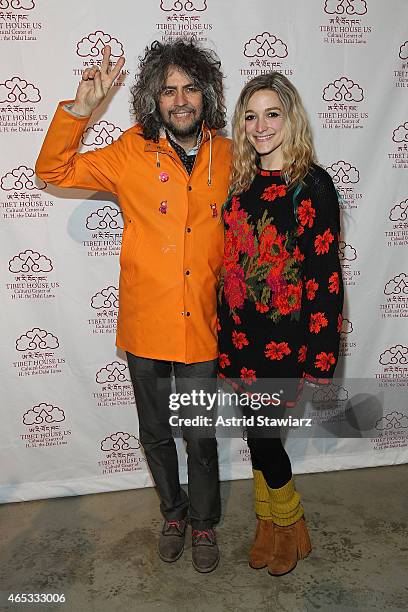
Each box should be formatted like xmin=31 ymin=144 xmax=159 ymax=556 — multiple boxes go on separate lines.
xmin=309 ymin=312 xmax=329 ymax=334
xmin=297 ymin=224 xmax=304 ymax=236
xmin=219 ymin=353 xmax=230 ymax=369
xmin=232 ymin=313 xmax=241 ymax=325
xmin=293 ymin=245 xmax=305 ymax=262
xmin=298 ymin=345 xmax=307 ymax=363
xmin=265 ymin=341 xmax=291 ymax=360
xmin=271 ymin=281 xmax=302 ymax=315
xmin=258 ymin=224 xmax=278 ymax=265
xmin=240 ymin=367 xmax=257 ymax=385
xmin=305 ymin=278 xmax=319 ymax=300
xmin=314 ymin=229 xmax=334 ymax=255
xmin=223 ymin=198 xmax=256 ymax=259
xmin=223 ymin=231 xmax=240 ymax=269
xmin=256 ymin=302 xmax=269 ymax=313
xmin=328 ymin=271 xmax=340 ymax=294
xmin=315 ymin=352 xmax=336 ymax=372
xmin=223 ymin=196 xmax=248 ymax=228
xmin=261 ymin=184 xmax=287 ymax=202
xmin=337 ymin=313 xmax=343 ymax=333
xmin=260 ymin=230 xmax=291 ymax=270
xmin=224 ymin=265 xmax=246 ymax=310
xmin=298 ymin=199 xmax=316 ymax=228
xmin=232 ymin=330 xmax=249 ymax=349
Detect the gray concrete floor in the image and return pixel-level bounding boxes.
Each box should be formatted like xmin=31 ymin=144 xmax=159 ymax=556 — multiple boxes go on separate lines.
xmin=0 ymin=465 xmax=407 ymax=612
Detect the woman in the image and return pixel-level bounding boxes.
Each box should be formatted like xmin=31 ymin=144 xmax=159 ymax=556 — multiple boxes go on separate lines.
xmin=217 ymin=73 xmax=344 ymax=576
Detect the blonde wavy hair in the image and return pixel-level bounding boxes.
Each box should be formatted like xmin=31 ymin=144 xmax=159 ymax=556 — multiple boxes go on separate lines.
xmin=230 ymin=73 xmax=316 ymax=195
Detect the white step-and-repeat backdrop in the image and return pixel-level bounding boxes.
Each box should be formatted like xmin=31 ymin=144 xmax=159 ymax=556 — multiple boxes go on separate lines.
xmin=1 ymin=0 xmax=407 ymax=503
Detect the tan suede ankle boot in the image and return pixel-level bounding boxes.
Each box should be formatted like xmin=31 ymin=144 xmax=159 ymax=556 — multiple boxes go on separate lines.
xmin=267 ymin=517 xmax=312 ymax=576
xmin=249 ymin=469 xmax=275 ymax=569
xmin=249 ymin=518 xmax=275 ymax=569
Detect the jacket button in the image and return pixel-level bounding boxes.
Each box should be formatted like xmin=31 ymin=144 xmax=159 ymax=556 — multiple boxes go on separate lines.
xmin=188 ymin=186 xmax=192 ymax=191
xmin=186 ymin=227 xmax=191 ymax=233
xmin=185 ymin=270 xmax=190 ymax=276
xmin=186 ymin=311 xmax=191 ymax=317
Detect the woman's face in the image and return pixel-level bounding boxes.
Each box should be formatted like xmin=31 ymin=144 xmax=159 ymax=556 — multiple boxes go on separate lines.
xmin=244 ymin=89 xmax=285 ymax=168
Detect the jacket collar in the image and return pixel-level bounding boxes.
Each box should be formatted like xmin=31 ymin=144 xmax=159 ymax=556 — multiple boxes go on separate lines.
xmin=141 ymin=123 xmax=214 ymax=153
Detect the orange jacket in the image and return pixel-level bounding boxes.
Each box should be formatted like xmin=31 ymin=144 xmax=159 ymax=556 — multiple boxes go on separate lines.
xmin=36 ymin=102 xmax=231 ymax=363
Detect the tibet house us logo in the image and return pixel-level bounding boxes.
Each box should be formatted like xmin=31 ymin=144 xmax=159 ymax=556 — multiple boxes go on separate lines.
xmin=0 ymin=0 xmax=36 ymax=9
xmin=323 ymin=77 xmax=363 ymax=102
xmin=326 ymin=161 xmax=360 ymax=185
xmin=76 ymin=31 xmax=124 ymax=59
xmin=101 ymin=432 xmax=140 ymax=452
xmin=9 ymin=249 xmax=53 ymax=274
xmin=160 ymin=1 xmax=207 ymax=11
xmin=1 ymin=165 xmax=46 ymax=191
xmin=16 ymin=328 xmax=59 ymax=351
xmin=244 ymin=32 xmax=288 ymax=59
xmin=81 ymin=121 xmax=123 ymax=148
xmin=0 ymin=77 xmax=41 ymax=104
xmin=96 ymin=361 xmax=130 ymax=384
xmin=86 ymin=206 xmax=123 ymax=231
xmin=323 ymin=0 xmax=367 ymax=15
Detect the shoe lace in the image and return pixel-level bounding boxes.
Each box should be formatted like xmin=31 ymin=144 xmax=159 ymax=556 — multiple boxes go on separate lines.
xmin=192 ymin=528 xmax=215 ymax=544
xmin=164 ymin=519 xmax=184 ymax=535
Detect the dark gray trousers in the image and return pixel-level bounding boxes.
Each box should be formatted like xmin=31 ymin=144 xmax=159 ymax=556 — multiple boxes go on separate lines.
xmin=126 ymin=353 xmax=220 ymax=530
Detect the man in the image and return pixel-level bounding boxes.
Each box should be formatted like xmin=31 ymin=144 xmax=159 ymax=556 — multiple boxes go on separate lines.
xmin=36 ymin=40 xmax=231 ymax=573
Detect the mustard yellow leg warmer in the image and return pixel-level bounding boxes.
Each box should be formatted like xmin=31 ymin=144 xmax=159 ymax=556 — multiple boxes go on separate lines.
xmin=253 ymin=469 xmax=272 ymax=519
xmin=267 ymin=478 xmax=304 ymax=527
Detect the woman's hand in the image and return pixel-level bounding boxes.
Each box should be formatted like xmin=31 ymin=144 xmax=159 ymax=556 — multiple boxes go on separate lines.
xmin=71 ymin=45 xmax=125 ymax=116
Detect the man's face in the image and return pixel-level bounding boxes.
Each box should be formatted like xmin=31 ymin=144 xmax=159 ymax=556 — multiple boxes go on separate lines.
xmin=158 ymin=65 xmax=204 ymax=138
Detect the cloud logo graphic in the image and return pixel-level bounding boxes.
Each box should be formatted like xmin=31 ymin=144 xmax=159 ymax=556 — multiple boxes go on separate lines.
xmin=1 ymin=165 xmax=46 ymax=191
xmin=392 ymin=123 xmax=408 ymax=143
xmin=389 ymin=199 xmax=408 ymax=222
xmin=23 ymin=402 xmax=65 ymax=426
xmin=340 ymin=318 xmax=353 ymax=334
xmin=9 ymin=249 xmax=53 ymax=274
xmin=91 ymin=286 xmax=119 ymax=309
xmin=81 ymin=121 xmax=123 ymax=147
xmin=384 ymin=273 xmax=408 ymax=296
xmin=338 ymin=241 xmax=357 ymax=261
xmin=326 ymin=161 xmax=360 ymax=185
xmin=399 ymin=41 xmax=408 ymax=60
xmin=16 ymin=328 xmax=59 ymax=351
xmin=323 ymin=77 xmax=363 ymax=102
xmin=0 ymin=76 xmax=41 ymax=104
xmin=101 ymin=432 xmax=140 ymax=451
xmin=160 ymin=0 xmax=207 ymax=11
xmin=324 ymin=0 xmax=367 ymax=15
xmin=0 ymin=0 xmax=35 ymax=9
xmin=96 ymin=361 xmax=130 ymax=384
xmin=77 ymin=31 xmax=124 ymax=58
xmin=244 ymin=32 xmax=288 ymax=59
xmin=379 ymin=345 xmax=408 ymax=366
xmin=375 ymin=411 xmax=408 ymax=431
xmin=86 ymin=206 xmax=123 ymax=230
xmin=312 ymin=384 xmax=348 ymax=402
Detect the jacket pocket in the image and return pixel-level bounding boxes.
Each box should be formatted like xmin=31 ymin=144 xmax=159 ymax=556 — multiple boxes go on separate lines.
xmin=119 ymin=221 xmax=143 ymax=280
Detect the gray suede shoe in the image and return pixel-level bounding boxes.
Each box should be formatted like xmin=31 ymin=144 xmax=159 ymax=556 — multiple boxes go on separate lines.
xmin=191 ymin=528 xmax=219 ymax=573
xmin=158 ymin=519 xmax=187 ymax=562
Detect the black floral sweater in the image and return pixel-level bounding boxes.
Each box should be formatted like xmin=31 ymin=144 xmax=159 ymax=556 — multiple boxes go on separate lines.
xmin=217 ymin=164 xmax=344 ymax=393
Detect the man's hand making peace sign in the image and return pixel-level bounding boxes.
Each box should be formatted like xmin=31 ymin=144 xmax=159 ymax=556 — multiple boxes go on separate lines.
xmin=71 ymin=45 xmax=125 ymax=117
